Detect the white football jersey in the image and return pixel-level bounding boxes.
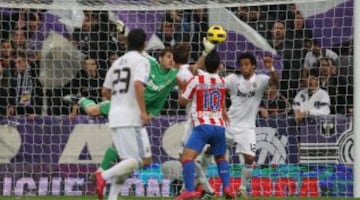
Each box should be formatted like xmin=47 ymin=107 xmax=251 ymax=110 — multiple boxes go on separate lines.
xmin=176 ymin=64 xmax=205 ymax=84
xmin=103 ymin=51 xmax=150 ymax=128
xmin=292 ymin=88 xmax=330 ymax=116
xmin=176 ymin=64 xmax=205 ymax=116
xmin=225 ymin=73 xmax=269 ymax=130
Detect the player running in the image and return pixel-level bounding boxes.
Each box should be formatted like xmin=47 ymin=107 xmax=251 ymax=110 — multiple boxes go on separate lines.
xmin=224 ymin=52 xmax=278 ymax=197
xmin=176 ymin=50 xmax=234 ymax=200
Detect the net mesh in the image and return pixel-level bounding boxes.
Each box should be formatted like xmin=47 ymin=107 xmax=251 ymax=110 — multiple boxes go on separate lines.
xmin=0 ymin=0 xmax=354 ymax=198
xmin=0 ymin=0 xmax=327 ymax=10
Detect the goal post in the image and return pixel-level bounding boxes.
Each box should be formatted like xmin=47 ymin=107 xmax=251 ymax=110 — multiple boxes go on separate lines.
xmin=0 ymin=0 xmax=356 ymax=198
xmin=352 ymin=0 xmax=360 ymax=197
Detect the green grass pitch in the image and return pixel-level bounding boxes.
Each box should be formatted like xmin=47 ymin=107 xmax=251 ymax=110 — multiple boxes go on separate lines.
xmin=0 ymin=197 xmax=359 ymax=200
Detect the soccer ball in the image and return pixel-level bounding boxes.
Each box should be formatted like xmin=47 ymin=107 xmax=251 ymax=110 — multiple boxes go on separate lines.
xmin=206 ymin=25 xmax=227 ymax=44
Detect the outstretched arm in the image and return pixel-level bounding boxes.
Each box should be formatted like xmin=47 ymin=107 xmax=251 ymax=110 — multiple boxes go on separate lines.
xmin=191 ymin=38 xmax=216 ymax=75
xmin=135 ymin=80 xmax=151 ymax=126
xmin=263 ymin=56 xmax=279 ymax=87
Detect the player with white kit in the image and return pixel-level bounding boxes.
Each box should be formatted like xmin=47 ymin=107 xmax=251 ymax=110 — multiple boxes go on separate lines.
xmin=224 ymin=52 xmax=278 ymax=197
xmin=94 ymin=28 xmax=152 ymax=200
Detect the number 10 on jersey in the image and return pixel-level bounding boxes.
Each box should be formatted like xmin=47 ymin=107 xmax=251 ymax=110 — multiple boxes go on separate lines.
xmin=203 ymin=90 xmax=222 ymax=111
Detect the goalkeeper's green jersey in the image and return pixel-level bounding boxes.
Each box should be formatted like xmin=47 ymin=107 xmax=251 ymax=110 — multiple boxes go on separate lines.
xmin=98 ymin=56 xmax=178 ymax=116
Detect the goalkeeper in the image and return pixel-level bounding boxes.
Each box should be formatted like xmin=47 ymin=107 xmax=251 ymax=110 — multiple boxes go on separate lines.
xmin=65 ymin=47 xmax=176 ymax=116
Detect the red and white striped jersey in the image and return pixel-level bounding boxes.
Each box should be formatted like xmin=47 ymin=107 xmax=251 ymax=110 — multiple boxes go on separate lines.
xmin=182 ymin=73 xmax=226 ymax=127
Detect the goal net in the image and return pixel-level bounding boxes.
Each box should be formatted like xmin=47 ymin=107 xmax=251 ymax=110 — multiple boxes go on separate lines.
xmin=0 ymin=0 xmax=354 ymax=198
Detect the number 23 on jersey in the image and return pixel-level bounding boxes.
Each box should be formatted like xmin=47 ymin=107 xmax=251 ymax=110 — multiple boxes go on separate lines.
xmin=112 ymin=67 xmax=131 ymax=95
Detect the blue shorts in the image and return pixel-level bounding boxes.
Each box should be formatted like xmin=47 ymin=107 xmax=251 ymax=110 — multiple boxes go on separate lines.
xmin=185 ymin=124 xmax=226 ymax=156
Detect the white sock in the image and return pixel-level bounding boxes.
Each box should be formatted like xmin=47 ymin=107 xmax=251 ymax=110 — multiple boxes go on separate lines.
xmin=200 ymin=153 xmax=212 ymax=172
xmin=195 ymin=162 xmax=214 ymax=193
xmin=102 ymin=158 xmax=140 ymax=181
xmin=107 ymin=177 xmax=126 ymax=200
xmin=240 ymin=163 xmax=253 ymax=190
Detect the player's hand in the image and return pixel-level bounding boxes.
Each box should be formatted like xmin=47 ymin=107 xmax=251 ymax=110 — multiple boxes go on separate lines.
xmin=115 ymin=20 xmax=126 ymax=35
xmin=263 ymin=56 xmax=274 ymax=70
xmin=222 ymin=110 xmax=231 ymax=126
xmin=141 ymin=112 xmax=151 ymax=126
xmin=202 ymin=37 xmax=216 ymax=55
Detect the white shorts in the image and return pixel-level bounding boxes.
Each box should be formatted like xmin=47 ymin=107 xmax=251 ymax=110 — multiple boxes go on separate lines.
xmin=178 ymin=119 xmax=193 ymax=154
xmin=226 ymin=128 xmax=256 ymax=156
xmin=182 ymin=119 xmax=193 ymax=145
xmin=111 ymin=127 xmax=152 ymax=160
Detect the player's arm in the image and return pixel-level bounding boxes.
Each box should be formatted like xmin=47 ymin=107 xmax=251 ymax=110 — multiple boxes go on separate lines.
xmin=224 ymin=73 xmax=234 ymax=95
xmin=81 ymin=99 xmax=110 ymax=117
xmin=178 ymin=77 xmax=197 ymax=106
xmin=135 ymin=80 xmax=147 ymax=112
xmin=176 ymin=78 xmax=186 ymax=92
xmin=190 ymin=38 xmax=216 ymax=75
xmin=77 ymin=97 xmax=108 ymax=117
xmin=263 ymin=56 xmax=279 ymax=87
xmin=259 ymin=100 xmax=270 ymax=119
xmin=176 ymin=65 xmax=193 ymax=96
xmin=222 ymin=99 xmax=230 ymax=126
xmin=135 ymin=59 xmax=151 ymax=125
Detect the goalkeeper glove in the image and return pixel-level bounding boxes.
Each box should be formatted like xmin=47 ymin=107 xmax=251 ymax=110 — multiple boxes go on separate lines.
xmin=202 ymin=37 xmax=216 ymax=56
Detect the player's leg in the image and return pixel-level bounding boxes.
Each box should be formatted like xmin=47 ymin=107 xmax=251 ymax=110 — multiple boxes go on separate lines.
xmin=102 ymin=127 xmax=152 ymax=178
xmin=107 ymin=175 xmax=128 ymax=200
xmin=137 ymin=127 xmax=153 ymax=167
xmin=200 ymin=146 xmax=213 ymax=173
xmin=104 ymin=128 xmax=151 ymax=200
xmin=239 ymin=153 xmax=254 ymax=197
xmin=233 ymin=129 xmax=256 ymax=198
xmin=209 ymin=125 xmax=234 ymax=199
xmin=63 ymin=95 xmax=108 ymax=117
xmin=196 ymin=146 xmax=216 ymax=200
xmin=176 ymin=125 xmax=208 ymax=199
xmin=98 ymin=145 xmax=119 ymax=172
xmin=95 ymin=127 xmax=146 ymax=199
xmin=180 ymin=120 xmax=214 ymax=197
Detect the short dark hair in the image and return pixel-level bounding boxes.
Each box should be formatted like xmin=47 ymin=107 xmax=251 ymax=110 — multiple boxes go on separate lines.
xmin=159 ymin=47 xmax=173 ymax=57
xmin=309 ymin=68 xmax=320 ymax=77
xmin=173 ymin=43 xmax=190 ymax=64
xmin=205 ymin=50 xmax=220 ymax=73
xmin=127 ymin=28 xmax=146 ymax=51
xmin=237 ymin=52 xmax=257 ymax=66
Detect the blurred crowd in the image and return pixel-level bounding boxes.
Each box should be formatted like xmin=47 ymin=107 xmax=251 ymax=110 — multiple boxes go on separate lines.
xmin=0 ymin=4 xmax=353 ymax=119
